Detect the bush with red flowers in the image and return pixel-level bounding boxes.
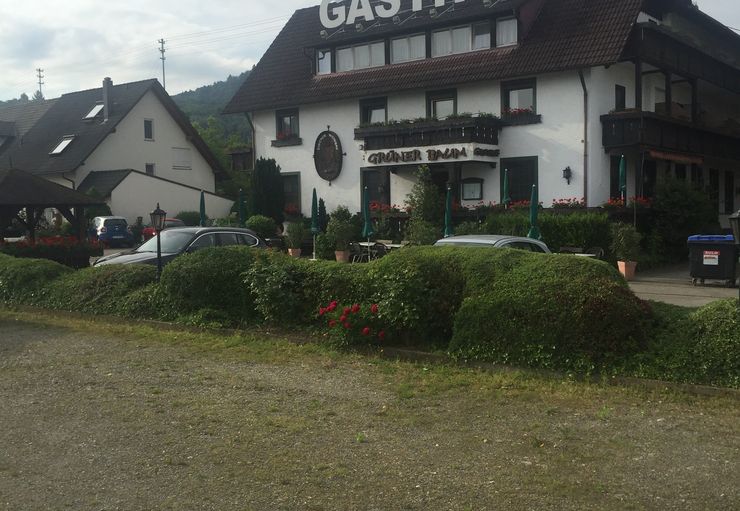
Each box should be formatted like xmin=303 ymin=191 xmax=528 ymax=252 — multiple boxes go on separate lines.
xmin=319 ymin=300 xmax=386 ymax=347
xmin=0 ymin=236 xmax=102 ymax=268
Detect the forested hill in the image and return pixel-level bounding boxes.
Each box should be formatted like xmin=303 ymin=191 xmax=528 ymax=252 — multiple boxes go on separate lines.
xmin=172 ymin=70 xmax=251 ymax=142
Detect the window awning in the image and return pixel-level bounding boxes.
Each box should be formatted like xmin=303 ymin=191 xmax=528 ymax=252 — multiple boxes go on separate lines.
xmin=648 ymin=150 xmax=704 ymax=166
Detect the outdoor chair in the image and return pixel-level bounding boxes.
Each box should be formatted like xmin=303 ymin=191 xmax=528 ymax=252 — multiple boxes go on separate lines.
xmin=350 ymin=242 xmax=370 ymax=263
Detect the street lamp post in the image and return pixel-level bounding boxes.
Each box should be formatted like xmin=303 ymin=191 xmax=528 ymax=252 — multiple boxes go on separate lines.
xmin=150 ymin=203 xmax=166 ymax=281
xmin=729 ymin=209 xmax=740 ymax=302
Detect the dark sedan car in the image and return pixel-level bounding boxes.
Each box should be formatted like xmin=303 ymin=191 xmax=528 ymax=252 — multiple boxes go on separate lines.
xmin=93 ymin=227 xmax=267 ymax=267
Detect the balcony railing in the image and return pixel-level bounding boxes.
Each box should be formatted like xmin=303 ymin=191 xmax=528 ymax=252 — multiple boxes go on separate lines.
xmin=354 ymin=116 xmax=503 ymax=151
xmin=601 ymin=110 xmax=740 ymax=162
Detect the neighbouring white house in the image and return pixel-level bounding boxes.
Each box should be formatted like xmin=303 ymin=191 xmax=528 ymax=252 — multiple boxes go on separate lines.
xmin=224 ymin=0 xmax=740 ymax=227
xmin=0 ymin=78 xmax=233 ymax=224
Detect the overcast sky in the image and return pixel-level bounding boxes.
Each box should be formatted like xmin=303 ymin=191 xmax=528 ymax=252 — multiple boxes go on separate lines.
xmin=0 ymin=0 xmax=737 ymax=101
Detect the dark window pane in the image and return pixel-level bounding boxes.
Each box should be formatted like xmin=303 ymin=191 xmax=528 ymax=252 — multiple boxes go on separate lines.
xmin=362 ymin=170 xmax=390 ymax=206
xmin=610 ymin=156 xmax=621 ymax=198
xmin=501 ymin=157 xmax=537 ymax=202
xmin=615 ymin=85 xmax=626 ymax=111
xmin=239 ymin=234 xmax=258 ymax=246
xmin=282 ymin=174 xmax=301 ymax=213
xmin=188 ymin=234 xmax=216 ymax=251
xmin=217 ymin=233 xmax=239 ymax=246
xmin=144 ymin=120 xmax=153 ymax=140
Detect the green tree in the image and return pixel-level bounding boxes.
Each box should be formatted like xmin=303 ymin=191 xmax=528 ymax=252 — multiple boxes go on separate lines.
xmin=251 ymin=158 xmax=284 ymax=223
xmin=32 ymin=90 xmax=44 ymax=101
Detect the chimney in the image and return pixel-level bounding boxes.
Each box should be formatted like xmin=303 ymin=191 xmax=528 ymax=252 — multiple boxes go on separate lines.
xmin=102 ymin=77 xmax=113 ymax=121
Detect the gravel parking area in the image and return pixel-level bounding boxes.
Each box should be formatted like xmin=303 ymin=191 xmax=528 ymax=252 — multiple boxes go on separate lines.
xmin=0 ymin=313 xmax=738 ymax=510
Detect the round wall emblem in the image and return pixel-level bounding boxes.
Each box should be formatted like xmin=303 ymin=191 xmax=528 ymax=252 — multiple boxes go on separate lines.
xmin=313 ymin=130 xmax=343 ymax=182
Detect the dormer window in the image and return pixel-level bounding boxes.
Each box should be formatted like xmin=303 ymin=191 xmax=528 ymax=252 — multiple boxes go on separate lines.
xmin=83 ymin=103 xmax=104 ymax=120
xmin=496 ymin=18 xmax=518 ymax=47
xmin=50 ymin=135 xmax=75 ymax=155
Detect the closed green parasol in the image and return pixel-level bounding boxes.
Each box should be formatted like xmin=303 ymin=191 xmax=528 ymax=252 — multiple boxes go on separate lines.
xmin=444 ymin=184 xmax=454 ymax=237
xmin=527 ymin=184 xmax=541 ymax=240
xmin=199 ymin=190 xmax=207 ymax=227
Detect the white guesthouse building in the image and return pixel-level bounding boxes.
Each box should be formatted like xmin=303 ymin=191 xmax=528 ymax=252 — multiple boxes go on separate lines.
xmin=225 ymin=0 xmax=740 ymax=226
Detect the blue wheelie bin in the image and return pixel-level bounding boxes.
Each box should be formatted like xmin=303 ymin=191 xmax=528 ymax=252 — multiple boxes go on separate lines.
xmin=687 ymin=235 xmax=738 ymax=287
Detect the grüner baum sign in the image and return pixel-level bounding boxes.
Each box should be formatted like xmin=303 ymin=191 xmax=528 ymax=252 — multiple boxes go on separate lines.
xmin=321 ymin=0 xmax=467 ymax=29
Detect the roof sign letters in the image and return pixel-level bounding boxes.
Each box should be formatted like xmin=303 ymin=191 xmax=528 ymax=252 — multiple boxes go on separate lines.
xmin=320 ymin=0 xmax=467 ymax=29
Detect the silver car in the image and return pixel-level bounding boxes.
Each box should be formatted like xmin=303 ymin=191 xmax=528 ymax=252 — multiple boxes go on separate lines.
xmin=434 ymin=235 xmax=551 ymax=253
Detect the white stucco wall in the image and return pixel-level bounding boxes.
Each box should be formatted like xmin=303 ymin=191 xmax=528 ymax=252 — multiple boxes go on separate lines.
xmin=252 ymin=62 xmax=740 ymax=216
xmin=253 ymin=70 xmax=600 ymax=215
xmin=75 ymin=90 xmax=216 ymax=193
xmin=110 ymin=172 xmax=233 ymax=224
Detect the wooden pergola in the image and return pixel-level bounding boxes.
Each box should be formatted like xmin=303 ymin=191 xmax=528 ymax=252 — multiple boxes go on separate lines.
xmin=0 ymin=168 xmax=104 ymax=242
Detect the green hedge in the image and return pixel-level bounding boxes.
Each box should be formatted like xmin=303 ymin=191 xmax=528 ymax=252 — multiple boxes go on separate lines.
xmin=1 ymin=248 xmax=737 ymax=387
xmin=483 ymin=211 xmax=612 ymax=256
xmin=161 ymin=246 xmax=258 ymax=324
xmin=0 ymin=253 xmax=72 ymax=303
xmin=31 ymin=264 xmax=157 ymax=315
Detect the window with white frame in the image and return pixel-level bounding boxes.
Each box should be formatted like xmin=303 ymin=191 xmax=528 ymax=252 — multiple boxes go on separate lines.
xmin=496 ymin=18 xmax=518 ymax=47
xmin=316 ymin=49 xmax=332 ymax=74
xmin=172 ymin=147 xmax=192 ymax=170
xmin=391 ymin=33 xmax=426 ymax=63
xmin=83 ymin=103 xmax=104 ymax=120
xmin=49 ymin=135 xmax=75 ymax=155
xmin=336 ymin=41 xmax=384 ymax=72
xmin=432 ymin=23 xmax=492 ymax=57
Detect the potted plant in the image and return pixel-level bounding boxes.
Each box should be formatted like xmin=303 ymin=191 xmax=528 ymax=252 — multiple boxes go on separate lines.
xmin=611 ymin=223 xmax=642 ymax=280
xmin=326 ymin=217 xmax=354 ymax=263
xmin=285 ymin=221 xmax=305 ymax=257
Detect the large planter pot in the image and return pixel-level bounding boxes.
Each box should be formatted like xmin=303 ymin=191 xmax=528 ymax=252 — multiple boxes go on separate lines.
xmin=288 ymin=248 xmax=302 ymax=258
xmin=335 ymin=250 xmax=350 ymax=263
xmin=617 ymin=260 xmax=637 ymax=280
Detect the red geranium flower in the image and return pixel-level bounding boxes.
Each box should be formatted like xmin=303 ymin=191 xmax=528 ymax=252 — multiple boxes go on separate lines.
xmin=343 ymin=307 xmax=351 ymax=315
xmin=339 ymin=315 xmax=347 ymax=322
xmin=361 ymin=327 xmax=371 ymax=336
xmin=370 ymin=304 xmax=379 ymax=314
xmin=351 ymin=304 xmax=360 ymax=313
xmin=343 ymin=322 xmax=351 ymax=329
xmin=319 ymin=308 xmax=326 ymax=316
xmin=328 ymin=320 xmax=337 ymax=327
xmin=378 ymin=330 xmax=385 ymax=340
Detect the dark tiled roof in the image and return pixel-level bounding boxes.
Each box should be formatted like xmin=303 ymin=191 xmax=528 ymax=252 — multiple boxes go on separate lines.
xmin=225 ymin=0 xmax=644 ymax=113
xmin=0 ymin=80 xmax=223 ymax=177
xmin=77 ymin=169 xmax=134 ymax=197
xmin=0 ymin=99 xmax=57 ymax=137
xmin=0 ymin=168 xmax=103 ymax=207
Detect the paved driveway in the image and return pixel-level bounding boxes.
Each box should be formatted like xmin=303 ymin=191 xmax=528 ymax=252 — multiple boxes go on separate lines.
xmin=629 ymin=263 xmax=738 ymax=307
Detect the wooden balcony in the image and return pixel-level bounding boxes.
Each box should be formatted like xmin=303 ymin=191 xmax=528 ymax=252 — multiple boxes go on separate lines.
xmin=601 ymin=110 xmax=740 ymax=162
xmin=354 ymin=116 xmax=503 ymax=151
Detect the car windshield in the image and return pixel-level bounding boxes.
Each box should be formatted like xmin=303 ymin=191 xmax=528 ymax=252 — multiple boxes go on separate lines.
xmin=136 ymin=230 xmax=193 ymax=253
xmin=104 ymin=219 xmax=127 ymax=227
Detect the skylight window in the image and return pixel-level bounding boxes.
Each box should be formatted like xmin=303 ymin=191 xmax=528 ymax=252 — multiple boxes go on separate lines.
xmin=50 ymin=135 xmax=75 ymax=155
xmin=84 ymin=103 xmax=104 ymax=120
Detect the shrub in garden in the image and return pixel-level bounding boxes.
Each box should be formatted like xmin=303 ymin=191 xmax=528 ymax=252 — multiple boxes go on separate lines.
xmin=407 ymin=218 xmax=440 ymax=245
xmin=444 ymin=245 xmax=646 ymax=370
xmin=160 ymin=246 xmax=257 ymax=324
xmin=688 ymin=300 xmax=739 ymax=388
xmin=246 ymin=215 xmax=278 ymax=240
xmin=246 ymin=250 xmax=313 ymax=323
xmin=650 ymin=179 xmax=719 ymax=261
xmin=0 ymin=253 xmax=71 ymax=303
xmin=365 ymin=247 xmax=466 ymax=345
xmin=251 ymin=157 xmax=285 ymax=223
xmin=318 ymin=301 xmax=386 ymax=347
xmin=32 ymin=264 xmax=157 ymax=315
xmin=0 ymin=236 xmax=102 ymax=268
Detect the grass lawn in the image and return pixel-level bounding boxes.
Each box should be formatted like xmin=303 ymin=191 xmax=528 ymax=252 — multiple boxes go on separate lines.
xmin=0 ymin=310 xmax=738 ymax=510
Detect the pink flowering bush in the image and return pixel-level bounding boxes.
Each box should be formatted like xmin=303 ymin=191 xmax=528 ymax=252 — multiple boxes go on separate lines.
xmin=318 ymin=301 xmax=386 ymax=347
